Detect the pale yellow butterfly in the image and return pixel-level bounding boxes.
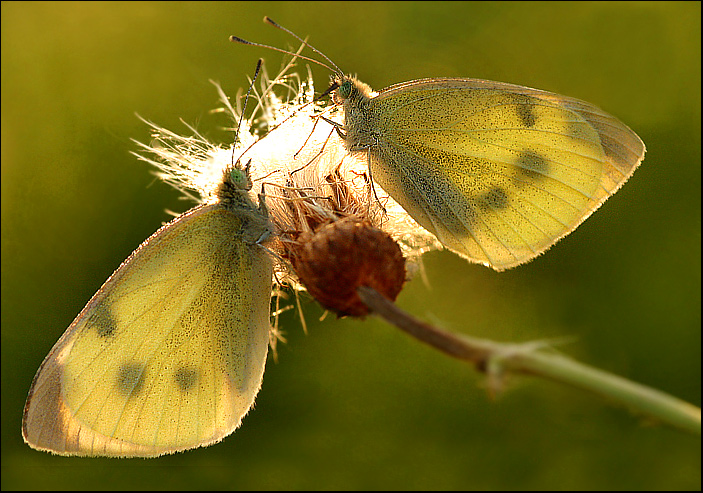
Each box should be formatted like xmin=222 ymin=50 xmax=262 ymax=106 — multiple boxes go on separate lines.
xmin=22 ymin=162 xmax=274 ymax=457
xmin=239 ymin=17 xmax=646 ymax=271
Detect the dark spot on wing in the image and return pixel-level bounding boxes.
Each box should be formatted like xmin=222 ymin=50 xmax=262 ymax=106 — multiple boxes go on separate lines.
xmin=514 ymin=151 xmax=549 ymax=185
xmin=174 ymin=367 xmax=198 ymax=392
xmin=511 ymin=94 xmax=536 ymax=128
xmin=117 ymin=363 xmax=146 ymax=396
xmin=479 ymin=187 xmax=508 ymax=210
xmin=92 ymin=304 xmax=118 ymax=338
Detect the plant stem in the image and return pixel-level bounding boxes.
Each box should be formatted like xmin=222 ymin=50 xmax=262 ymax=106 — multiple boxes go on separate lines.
xmin=357 ymin=286 xmax=701 ymax=436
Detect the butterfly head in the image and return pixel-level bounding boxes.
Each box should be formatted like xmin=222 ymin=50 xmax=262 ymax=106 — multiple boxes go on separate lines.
xmin=330 ymin=75 xmax=373 ymax=107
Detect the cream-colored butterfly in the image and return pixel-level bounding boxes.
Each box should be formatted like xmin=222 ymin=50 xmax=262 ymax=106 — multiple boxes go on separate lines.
xmin=22 ymin=162 xmax=274 ymax=457
xmin=238 ymin=18 xmax=646 ymax=271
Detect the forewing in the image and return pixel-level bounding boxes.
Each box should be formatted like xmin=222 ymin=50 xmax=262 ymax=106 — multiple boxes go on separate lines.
xmin=370 ymin=78 xmax=645 ymax=270
xmin=22 ymin=204 xmax=273 ymax=457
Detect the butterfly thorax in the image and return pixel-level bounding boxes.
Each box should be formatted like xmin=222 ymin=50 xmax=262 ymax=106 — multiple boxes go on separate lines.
xmin=333 ymin=76 xmax=379 ymax=152
xmin=217 ymin=166 xmax=273 ymax=245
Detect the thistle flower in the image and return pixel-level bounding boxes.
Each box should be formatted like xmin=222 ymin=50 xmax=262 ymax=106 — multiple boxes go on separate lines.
xmin=133 ymin=59 xmax=441 ymax=316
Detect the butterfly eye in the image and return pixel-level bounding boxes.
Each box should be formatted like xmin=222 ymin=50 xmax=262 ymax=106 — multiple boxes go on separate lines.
xmin=230 ymin=168 xmax=246 ymax=186
xmin=227 ymin=165 xmax=253 ymax=191
xmin=338 ymin=79 xmax=353 ymax=100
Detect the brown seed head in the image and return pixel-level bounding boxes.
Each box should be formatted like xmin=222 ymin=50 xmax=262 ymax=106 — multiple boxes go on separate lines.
xmin=288 ymin=217 xmax=405 ymax=317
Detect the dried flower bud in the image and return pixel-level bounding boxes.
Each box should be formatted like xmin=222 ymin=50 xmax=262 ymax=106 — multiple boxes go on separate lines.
xmin=288 ymin=217 xmax=405 ymax=317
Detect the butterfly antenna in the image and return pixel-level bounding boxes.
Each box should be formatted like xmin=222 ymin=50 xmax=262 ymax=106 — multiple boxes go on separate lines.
xmin=232 ymin=58 xmax=263 ymax=168
xmin=263 ymin=16 xmax=343 ymax=76
xmin=230 ymin=34 xmax=337 ymax=74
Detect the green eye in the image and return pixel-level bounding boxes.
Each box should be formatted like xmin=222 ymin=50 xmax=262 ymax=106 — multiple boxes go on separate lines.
xmin=230 ymin=168 xmax=246 ymax=186
xmin=338 ymin=80 xmax=353 ymax=99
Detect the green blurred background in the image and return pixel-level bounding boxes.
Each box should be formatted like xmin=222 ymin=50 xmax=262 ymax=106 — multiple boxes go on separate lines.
xmin=2 ymin=1 xmax=700 ymax=489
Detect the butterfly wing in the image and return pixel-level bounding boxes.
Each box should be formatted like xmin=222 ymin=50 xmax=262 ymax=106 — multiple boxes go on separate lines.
xmin=367 ymin=78 xmax=645 ymax=270
xmin=22 ymin=203 xmax=273 ymax=457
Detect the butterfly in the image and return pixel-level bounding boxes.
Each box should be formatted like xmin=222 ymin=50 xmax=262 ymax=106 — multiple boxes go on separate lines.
xmin=238 ymin=17 xmax=646 ymax=271
xmin=22 ymin=163 xmax=275 ymax=457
